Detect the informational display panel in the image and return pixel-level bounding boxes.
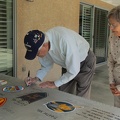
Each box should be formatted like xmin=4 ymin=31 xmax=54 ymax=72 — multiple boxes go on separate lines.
xmin=0 ymin=74 xmax=120 ymax=120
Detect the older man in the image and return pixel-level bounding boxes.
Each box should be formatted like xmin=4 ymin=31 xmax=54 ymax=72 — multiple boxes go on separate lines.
xmin=24 ymin=26 xmax=96 ymax=99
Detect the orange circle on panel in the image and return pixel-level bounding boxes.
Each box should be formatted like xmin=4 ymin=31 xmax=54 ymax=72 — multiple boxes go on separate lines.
xmin=0 ymin=98 xmax=7 ymax=107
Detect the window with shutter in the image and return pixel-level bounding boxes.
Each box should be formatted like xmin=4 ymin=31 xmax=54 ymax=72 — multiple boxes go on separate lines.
xmin=0 ymin=0 xmax=13 ymax=75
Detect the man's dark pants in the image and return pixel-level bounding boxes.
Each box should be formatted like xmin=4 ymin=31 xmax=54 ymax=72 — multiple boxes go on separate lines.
xmin=59 ymin=50 xmax=96 ymax=99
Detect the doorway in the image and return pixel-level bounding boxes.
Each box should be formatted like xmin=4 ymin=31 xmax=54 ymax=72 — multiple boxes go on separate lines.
xmin=93 ymin=8 xmax=108 ymax=64
xmin=80 ymin=3 xmax=109 ymax=64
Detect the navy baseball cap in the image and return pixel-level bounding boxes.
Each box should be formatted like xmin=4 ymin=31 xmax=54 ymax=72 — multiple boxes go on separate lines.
xmin=24 ymin=30 xmax=45 ymax=60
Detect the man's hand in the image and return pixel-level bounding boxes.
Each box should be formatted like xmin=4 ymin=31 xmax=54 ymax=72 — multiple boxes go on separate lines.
xmin=39 ymin=81 xmax=57 ymax=88
xmin=110 ymin=83 xmax=120 ymax=96
xmin=24 ymin=77 xmax=39 ymax=86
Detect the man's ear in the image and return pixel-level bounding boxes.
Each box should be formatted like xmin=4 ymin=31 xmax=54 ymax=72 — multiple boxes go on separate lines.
xmin=43 ymin=42 xmax=49 ymax=47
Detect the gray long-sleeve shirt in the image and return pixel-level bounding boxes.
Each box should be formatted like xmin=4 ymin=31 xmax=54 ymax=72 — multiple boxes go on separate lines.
xmin=108 ymin=33 xmax=120 ymax=84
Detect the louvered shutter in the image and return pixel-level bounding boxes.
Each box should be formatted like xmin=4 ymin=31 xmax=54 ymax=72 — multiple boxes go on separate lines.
xmin=80 ymin=4 xmax=93 ymax=47
xmin=0 ymin=0 xmax=13 ymax=73
xmin=0 ymin=0 xmax=7 ymax=72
